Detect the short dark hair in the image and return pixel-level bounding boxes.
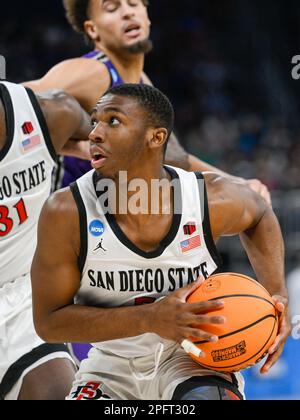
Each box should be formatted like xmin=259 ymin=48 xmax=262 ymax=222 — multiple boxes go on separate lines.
xmin=103 ymin=84 xmax=174 ymax=151
xmin=63 ymin=0 xmax=149 ymax=36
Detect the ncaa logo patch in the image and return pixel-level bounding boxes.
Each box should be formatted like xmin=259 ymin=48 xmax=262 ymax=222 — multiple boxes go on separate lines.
xmin=89 ymin=220 xmax=105 ymax=237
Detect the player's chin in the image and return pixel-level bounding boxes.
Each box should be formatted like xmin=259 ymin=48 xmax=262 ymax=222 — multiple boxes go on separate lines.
xmin=125 ymin=38 xmax=153 ymax=54
xmin=94 ymin=164 xmax=116 ymax=180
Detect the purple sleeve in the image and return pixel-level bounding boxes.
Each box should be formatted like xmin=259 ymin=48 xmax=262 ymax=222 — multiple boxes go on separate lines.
xmin=62 ymin=157 xmax=92 ymax=187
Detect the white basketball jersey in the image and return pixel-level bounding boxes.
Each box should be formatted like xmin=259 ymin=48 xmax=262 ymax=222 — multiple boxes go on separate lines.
xmin=0 ymin=82 xmax=56 ymax=286
xmin=72 ymin=167 xmax=222 ymax=358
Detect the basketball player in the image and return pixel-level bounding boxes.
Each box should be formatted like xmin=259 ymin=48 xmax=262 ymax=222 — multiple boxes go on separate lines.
xmin=24 ymin=0 xmax=271 ymax=203
xmin=0 ymin=81 xmax=91 ymax=400
xmin=31 ymin=85 xmax=290 ymax=400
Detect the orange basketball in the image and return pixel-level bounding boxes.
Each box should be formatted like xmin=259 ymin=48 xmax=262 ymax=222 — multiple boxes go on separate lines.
xmin=187 ymin=273 xmax=279 ymax=373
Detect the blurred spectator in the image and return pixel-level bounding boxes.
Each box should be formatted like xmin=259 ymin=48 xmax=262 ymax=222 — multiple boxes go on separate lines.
xmin=1 ymin=2 xmax=299 ymax=191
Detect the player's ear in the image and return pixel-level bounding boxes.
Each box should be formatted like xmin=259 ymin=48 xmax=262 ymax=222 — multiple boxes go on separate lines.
xmin=84 ymin=20 xmax=100 ymax=42
xmin=148 ymin=128 xmax=168 ymax=151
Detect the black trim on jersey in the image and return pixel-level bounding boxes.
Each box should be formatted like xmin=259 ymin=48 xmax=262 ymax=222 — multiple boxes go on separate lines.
xmin=51 ymin=155 xmax=65 ymax=192
xmin=93 ymin=167 xmax=182 ymax=259
xmin=0 ymin=343 xmax=70 ymax=400
xmin=70 ymin=181 xmax=88 ymax=273
xmin=25 ymin=87 xmax=57 ymax=163
xmin=106 ymin=66 xmax=114 ymax=89
xmin=0 ymin=84 xmax=15 ymax=161
xmin=194 ymin=172 xmax=222 ymax=270
xmin=171 ymin=375 xmax=244 ymax=400
xmin=95 ymin=51 xmax=114 ymax=88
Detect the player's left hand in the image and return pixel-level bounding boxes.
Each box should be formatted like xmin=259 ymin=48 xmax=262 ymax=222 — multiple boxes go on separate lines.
xmin=260 ymin=295 xmax=291 ymax=375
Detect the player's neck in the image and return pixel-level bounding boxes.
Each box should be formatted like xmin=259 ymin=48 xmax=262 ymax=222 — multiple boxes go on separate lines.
xmin=113 ymin=164 xmax=173 ymax=221
xmin=97 ymin=45 xmax=145 ymax=83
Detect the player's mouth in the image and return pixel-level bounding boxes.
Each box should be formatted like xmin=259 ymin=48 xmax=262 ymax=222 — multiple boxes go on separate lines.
xmin=124 ymin=22 xmax=142 ymax=38
xmin=91 ymin=148 xmax=108 ymax=169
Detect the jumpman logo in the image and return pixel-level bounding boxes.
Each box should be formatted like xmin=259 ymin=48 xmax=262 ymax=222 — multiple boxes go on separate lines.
xmin=93 ymin=239 xmax=107 ymax=253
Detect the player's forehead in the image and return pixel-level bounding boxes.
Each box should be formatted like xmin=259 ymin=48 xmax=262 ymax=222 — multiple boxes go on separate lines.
xmin=91 ymin=94 xmax=141 ymax=118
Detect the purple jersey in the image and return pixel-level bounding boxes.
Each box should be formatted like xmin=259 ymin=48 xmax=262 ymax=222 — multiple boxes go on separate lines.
xmin=58 ymin=51 xmax=143 ymax=189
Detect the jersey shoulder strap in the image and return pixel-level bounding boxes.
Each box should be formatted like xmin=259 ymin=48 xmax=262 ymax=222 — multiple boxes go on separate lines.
xmin=194 ymin=171 xmax=222 ymax=268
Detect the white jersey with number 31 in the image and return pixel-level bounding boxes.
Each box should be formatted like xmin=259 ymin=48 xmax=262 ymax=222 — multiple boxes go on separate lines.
xmin=0 ymin=82 xmax=56 ymax=286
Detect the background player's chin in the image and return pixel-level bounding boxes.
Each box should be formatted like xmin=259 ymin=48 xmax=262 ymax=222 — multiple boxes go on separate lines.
xmin=126 ymin=39 xmax=153 ymax=54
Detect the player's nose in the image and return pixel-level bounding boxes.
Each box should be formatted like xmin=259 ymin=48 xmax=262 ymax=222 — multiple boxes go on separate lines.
xmin=121 ymin=3 xmax=136 ymax=19
xmin=89 ymin=126 xmax=104 ymax=143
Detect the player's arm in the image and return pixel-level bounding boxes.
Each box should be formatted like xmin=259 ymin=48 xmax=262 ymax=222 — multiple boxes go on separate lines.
xmin=59 ymin=140 xmax=91 ymax=160
xmin=31 ymin=190 xmax=224 ymax=345
xmin=24 ymin=58 xmax=111 ymax=111
xmin=25 ymin=58 xmax=110 ymax=159
xmin=31 ymin=189 xmax=147 ymax=344
xmin=189 ymin=154 xmax=271 ymax=205
xmin=168 ymin=130 xmax=271 ymax=204
xmin=142 ymin=71 xmax=271 ymax=204
xmin=35 ymin=90 xmax=92 ymax=154
xmin=205 ymin=172 xmax=291 ymax=373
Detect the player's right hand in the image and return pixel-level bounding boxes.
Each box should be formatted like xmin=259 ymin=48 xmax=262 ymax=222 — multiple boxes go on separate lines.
xmin=148 ymin=279 xmax=226 ymax=344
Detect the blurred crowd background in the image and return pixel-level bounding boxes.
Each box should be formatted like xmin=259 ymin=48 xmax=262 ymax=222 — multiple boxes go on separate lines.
xmin=2 ymin=0 xmax=300 ymax=399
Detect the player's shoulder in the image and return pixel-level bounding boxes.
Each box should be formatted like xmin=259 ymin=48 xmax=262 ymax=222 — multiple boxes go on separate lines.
xmin=202 ymin=172 xmax=227 ymax=195
xmin=38 ymin=57 xmax=111 ymax=110
xmin=53 ymin=57 xmax=110 ymax=85
xmin=42 ymin=187 xmax=78 ymax=222
xmin=202 ymin=172 xmax=244 ymax=210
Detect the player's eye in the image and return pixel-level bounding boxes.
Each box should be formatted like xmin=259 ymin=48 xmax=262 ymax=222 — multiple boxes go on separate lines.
xmin=105 ymin=1 xmax=119 ymax=12
xmin=91 ymin=120 xmax=98 ymax=128
xmin=109 ymin=117 xmax=121 ymax=126
xmin=128 ymin=0 xmax=139 ymax=7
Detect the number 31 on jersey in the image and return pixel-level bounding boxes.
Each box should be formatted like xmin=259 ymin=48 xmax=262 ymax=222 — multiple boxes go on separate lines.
xmin=0 ymin=198 xmax=28 ymax=237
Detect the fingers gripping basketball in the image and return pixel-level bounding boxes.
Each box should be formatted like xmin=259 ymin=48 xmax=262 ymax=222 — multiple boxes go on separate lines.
xmin=187 ymin=273 xmax=279 ymax=372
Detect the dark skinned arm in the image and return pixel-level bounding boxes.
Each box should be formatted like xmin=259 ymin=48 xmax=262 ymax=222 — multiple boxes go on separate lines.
xmin=31 ymin=189 xmax=224 ymax=346
xmin=35 ymin=90 xmax=92 ymax=154
xmin=206 ymin=172 xmax=290 ymax=374
xmin=141 ymin=72 xmax=272 ymax=204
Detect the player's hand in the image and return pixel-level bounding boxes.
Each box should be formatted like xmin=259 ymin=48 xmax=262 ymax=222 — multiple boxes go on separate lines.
xmin=260 ymin=295 xmax=291 ymax=374
xmin=149 ymin=279 xmax=226 ymax=350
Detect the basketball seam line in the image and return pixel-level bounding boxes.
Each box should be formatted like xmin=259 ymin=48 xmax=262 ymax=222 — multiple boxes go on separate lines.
xmin=206 ymin=294 xmax=276 ymax=310
xmin=194 ymin=314 xmax=277 ymax=345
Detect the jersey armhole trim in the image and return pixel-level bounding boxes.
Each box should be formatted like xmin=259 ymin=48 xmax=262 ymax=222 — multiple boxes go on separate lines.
xmin=0 ymin=84 xmax=15 ymax=161
xmin=0 ymin=343 xmax=70 ymax=400
xmin=194 ymin=172 xmax=223 ymax=271
xmin=25 ymin=87 xmax=57 ymax=163
xmin=70 ymin=182 xmax=88 ymax=273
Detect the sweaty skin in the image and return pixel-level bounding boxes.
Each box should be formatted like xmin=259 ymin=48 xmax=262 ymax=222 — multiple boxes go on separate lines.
xmin=31 ymin=93 xmax=289 ymax=377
